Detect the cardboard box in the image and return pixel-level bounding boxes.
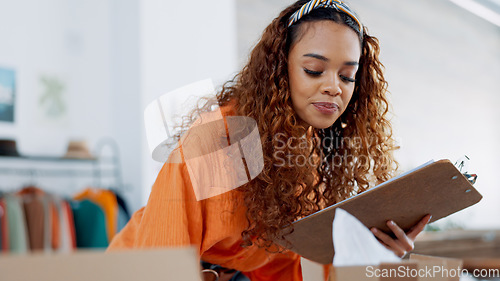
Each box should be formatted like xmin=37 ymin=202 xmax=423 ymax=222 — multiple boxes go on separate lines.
xmin=330 ymin=254 xmax=463 ymax=281
xmin=0 ymin=248 xmax=202 ymax=281
xmin=302 ymin=257 xmax=326 ymax=281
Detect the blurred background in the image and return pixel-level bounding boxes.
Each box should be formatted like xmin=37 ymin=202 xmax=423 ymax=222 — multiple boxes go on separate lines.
xmin=0 ymin=0 xmax=499 ymax=254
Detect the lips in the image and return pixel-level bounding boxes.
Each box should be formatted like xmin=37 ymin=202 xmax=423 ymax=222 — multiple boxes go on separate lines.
xmin=312 ymin=102 xmax=339 ymax=115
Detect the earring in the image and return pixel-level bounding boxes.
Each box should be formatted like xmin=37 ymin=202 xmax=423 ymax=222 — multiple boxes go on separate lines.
xmin=340 ymin=115 xmax=347 ymax=129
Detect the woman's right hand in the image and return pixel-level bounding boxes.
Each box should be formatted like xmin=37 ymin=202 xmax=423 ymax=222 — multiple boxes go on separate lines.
xmin=371 ymin=214 xmax=432 ymax=258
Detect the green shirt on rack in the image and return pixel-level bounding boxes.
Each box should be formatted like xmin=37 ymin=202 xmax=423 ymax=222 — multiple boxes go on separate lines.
xmin=70 ymin=199 xmax=108 ymax=248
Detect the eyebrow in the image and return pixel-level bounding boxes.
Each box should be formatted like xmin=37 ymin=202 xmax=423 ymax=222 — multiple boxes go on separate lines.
xmin=344 ymin=61 xmax=359 ymax=66
xmin=304 ymin=53 xmax=329 ymax=61
xmin=303 ymin=53 xmax=359 ymax=66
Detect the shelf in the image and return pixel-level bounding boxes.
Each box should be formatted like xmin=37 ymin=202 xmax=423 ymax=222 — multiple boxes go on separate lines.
xmin=0 ymin=138 xmax=123 ymax=189
xmin=0 ymin=155 xmax=97 ymax=162
xmin=0 ymin=167 xmax=117 ymax=177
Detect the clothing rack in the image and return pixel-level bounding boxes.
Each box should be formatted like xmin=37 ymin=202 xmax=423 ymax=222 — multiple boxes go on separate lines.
xmin=0 ymin=138 xmax=123 ymax=190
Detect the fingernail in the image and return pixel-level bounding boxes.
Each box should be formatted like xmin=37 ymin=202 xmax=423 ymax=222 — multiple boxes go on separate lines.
xmin=388 ymin=220 xmax=395 ymax=226
xmin=371 ymin=228 xmax=377 ymax=233
xmin=428 ymin=215 xmax=433 ymax=222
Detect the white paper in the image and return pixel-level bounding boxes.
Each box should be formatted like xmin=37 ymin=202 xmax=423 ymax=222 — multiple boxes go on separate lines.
xmin=332 ymin=208 xmax=400 ymax=266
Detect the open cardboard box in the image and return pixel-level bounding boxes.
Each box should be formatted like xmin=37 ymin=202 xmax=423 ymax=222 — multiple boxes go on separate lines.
xmin=0 ymin=248 xmax=202 ymax=281
xmin=329 ymin=254 xmax=463 ymax=281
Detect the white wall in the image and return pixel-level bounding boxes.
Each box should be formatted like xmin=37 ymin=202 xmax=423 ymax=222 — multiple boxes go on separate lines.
xmin=0 ymin=0 xmax=116 ymax=196
xmin=139 ymin=0 xmax=238 ymax=204
xmin=0 ymin=0 xmax=238 ymax=212
xmin=108 ymin=0 xmax=143 ymax=211
xmin=0 ymin=0 xmax=113 ymax=154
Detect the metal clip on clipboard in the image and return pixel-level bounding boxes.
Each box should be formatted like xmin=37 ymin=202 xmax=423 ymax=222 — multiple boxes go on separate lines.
xmin=454 ymin=155 xmax=477 ymax=185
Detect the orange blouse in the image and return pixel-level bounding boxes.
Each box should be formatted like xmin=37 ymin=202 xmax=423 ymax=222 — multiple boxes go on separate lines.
xmin=107 ymin=160 xmax=302 ymax=280
xmin=108 ymin=102 xmax=306 ymax=280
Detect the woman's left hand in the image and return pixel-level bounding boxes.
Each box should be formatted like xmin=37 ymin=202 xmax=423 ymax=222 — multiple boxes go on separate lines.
xmin=370 ymin=214 xmax=432 ymax=258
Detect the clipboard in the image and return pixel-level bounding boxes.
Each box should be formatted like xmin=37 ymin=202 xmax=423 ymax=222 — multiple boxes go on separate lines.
xmin=277 ymin=159 xmax=483 ymax=264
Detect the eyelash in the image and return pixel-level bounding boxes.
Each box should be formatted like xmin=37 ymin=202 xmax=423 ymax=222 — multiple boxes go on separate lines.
xmin=303 ymin=68 xmax=356 ymax=83
xmin=303 ymin=68 xmax=322 ymax=76
xmin=340 ymin=75 xmax=356 ymax=83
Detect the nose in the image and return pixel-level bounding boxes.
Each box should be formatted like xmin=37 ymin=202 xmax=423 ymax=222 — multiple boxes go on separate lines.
xmin=321 ymin=74 xmax=342 ymax=96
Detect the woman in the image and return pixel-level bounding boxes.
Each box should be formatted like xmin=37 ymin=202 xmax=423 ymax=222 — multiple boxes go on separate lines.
xmin=108 ymin=1 xmax=431 ymax=280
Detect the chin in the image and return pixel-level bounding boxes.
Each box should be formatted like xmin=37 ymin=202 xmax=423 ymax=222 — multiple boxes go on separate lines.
xmin=309 ymin=120 xmax=336 ymax=129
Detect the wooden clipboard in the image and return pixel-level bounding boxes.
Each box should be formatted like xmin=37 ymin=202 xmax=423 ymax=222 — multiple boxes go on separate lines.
xmin=277 ymin=159 xmax=483 ymax=264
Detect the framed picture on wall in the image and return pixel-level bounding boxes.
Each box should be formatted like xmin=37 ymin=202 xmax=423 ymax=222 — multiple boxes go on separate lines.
xmin=0 ymin=67 xmax=15 ymax=123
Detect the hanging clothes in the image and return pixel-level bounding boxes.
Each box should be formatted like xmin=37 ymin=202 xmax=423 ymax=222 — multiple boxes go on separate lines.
xmin=116 ymin=203 xmax=128 ymax=233
xmin=0 ymin=198 xmax=6 ymax=252
xmin=0 ymin=198 xmax=9 ymax=252
xmin=69 ymin=199 xmax=108 ymax=248
xmin=49 ymin=196 xmax=61 ymax=251
xmin=53 ymin=197 xmax=73 ymax=253
xmin=73 ymin=188 xmax=118 ymax=242
xmin=62 ymin=200 xmax=77 ymax=249
xmin=1 ymin=186 xmax=123 ymax=252
xmin=0 ymin=186 xmax=129 ymax=252
xmin=110 ymin=189 xmax=131 ymax=234
xmin=4 ymin=194 xmax=29 ymax=253
xmin=17 ymin=187 xmax=45 ymax=251
xmin=41 ymin=195 xmax=52 ymax=253
xmin=110 ymin=189 xmax=131 ymax=220
xmin=0 ymin=202 xmax=2 ymax=252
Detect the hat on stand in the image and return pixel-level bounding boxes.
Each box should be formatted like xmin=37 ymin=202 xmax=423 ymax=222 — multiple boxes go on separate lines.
xmin=0 ymin=139 xmax=20 ymax=156
xmin=63 ymin=140 xmax=95 ymax=159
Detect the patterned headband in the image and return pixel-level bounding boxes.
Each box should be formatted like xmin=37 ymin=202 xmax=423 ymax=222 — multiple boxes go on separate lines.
xmin=288 ymin=0 xmax=363 ymax=34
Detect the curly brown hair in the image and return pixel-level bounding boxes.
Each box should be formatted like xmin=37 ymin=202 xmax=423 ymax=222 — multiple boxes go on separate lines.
xmin=175 ymin=0 xmax=398 ymax=249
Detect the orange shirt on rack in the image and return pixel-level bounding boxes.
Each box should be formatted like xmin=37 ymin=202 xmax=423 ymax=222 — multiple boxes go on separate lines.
xmin=50 ymin=203 xmax=60 ymax=250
